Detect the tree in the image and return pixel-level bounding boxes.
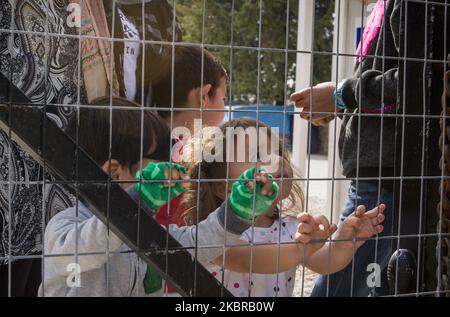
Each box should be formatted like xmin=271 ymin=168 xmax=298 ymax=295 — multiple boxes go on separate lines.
xmin=313 ymin=0 xmax=335 ymax=85
xmin=175 ymin=0 xmax=334 ymax=105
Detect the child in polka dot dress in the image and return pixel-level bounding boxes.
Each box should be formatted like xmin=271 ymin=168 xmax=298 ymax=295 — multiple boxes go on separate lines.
xmin=210 ymin=216 xmax=299 ymax=297
xmin=180 ymin=118 xmax=386 ymax=297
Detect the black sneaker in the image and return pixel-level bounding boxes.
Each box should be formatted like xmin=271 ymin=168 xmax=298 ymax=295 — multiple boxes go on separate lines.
xmin=387 ymin=249 xmax=417 ymax=295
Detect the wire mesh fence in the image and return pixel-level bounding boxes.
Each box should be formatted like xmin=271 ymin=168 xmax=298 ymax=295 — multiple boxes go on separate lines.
xmin=0 ymin=0 xmax=449 ymax=297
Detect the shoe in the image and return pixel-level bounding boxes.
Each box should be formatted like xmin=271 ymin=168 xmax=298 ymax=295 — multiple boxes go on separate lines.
xmin=387 ymin=249 xmax=417 ymax=295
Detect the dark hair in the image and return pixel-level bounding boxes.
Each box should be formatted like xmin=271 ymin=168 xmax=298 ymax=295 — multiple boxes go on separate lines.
xmin=152 ymin=46 xmax=227 ymax=118
xmin=66 ymin=96 xmax=171 ymax=171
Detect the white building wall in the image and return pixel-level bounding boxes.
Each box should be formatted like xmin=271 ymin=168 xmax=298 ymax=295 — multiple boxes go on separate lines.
xmin=293 ymin=0 xmax=376 ymax=220
xmin=327 ymin=0 xmax=377 ymax=222
xmin=292 ymin=0 xmax=314 ymax=180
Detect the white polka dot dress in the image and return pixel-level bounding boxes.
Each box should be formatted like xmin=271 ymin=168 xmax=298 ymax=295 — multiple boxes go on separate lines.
xmin=207 ymin=216 xmax=298 ymax=297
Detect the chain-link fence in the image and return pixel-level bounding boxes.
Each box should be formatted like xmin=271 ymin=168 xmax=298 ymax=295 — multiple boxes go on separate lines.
xmin=0 ymin=0 xmax=449 ymax=297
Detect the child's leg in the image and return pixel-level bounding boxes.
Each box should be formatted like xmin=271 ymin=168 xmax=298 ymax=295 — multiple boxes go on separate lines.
xmin=310 ymin=180 xmax=394 ymax=297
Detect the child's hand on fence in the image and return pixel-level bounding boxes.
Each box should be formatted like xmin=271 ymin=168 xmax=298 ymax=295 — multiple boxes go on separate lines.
xmin=135 ymin=162 xmax=189 ymax=210
xmin=295 ymin=213 xmax=337 ymax=256
xmin=228 ymin=167 xmax=279 ymax=220
xmin=334 ymin=204 xmax=385 ymax=250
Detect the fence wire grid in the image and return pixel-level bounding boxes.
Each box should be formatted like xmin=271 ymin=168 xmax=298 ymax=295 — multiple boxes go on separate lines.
xmin=0 ymin=0 xmax=449 ymax=298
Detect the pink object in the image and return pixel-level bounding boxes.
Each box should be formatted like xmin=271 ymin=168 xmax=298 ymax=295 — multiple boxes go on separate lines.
xmin=171 ymin=136 xmax=185 ymax=164
xmin=362 ymin=102 xmax=397 ymax=114
xmin=356 ymin=0 xmax=389 ymax=62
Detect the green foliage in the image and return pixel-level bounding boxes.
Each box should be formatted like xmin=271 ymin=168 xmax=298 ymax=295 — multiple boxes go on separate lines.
xmin=176 ymin=0 xmax=334 ymax=104
xmin=313 ymin=0 xmax=335 ymax=85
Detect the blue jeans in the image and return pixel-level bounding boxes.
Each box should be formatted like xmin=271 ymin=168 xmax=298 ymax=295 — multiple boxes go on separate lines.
xmin=311 ymin=180 xmax=394 ymax=297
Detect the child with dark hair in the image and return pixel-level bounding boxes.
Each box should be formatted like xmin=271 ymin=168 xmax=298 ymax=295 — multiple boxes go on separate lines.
xmin=152 ymin=46 xmax=228 ymax=248
xmin=152 ymin=46 xmax=228 ymax=131
xmin=39 ymin=97 xmax=255 ymax=297
xmin=150 ymin=47 xmax=229 ymax=294
xmin=65 ymin=96 xmax=172 ymax=170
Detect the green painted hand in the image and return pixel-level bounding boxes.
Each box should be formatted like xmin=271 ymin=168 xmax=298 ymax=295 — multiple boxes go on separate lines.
xmin=228 ymin=167 xmax=279 ymax=220
xmin=135 ymin=162 xmax=188 ymax=211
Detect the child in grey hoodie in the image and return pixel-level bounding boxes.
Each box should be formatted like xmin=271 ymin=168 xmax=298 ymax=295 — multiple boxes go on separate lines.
xmin=38 ymin=97 xmax=274 ymax=297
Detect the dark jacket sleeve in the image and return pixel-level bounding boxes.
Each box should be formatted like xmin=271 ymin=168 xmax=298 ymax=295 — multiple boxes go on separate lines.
xmin=342 ymin=0 xmax=401 ymax=111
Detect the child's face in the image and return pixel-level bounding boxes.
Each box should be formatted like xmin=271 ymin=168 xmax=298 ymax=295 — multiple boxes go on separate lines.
xmin=174 ymin=78 xmax=227 ymax=131
xmin=202 ymin=77 xmax=227 ymax=127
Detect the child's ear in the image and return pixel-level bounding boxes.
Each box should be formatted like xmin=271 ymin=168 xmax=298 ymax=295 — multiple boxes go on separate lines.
xmin=186 ymin=84 xmax=213 ymax=107
xmin=101 ymin=159 xmax=121 ymax=179
xmin=201 ymin=84 xmax=213 ymax=103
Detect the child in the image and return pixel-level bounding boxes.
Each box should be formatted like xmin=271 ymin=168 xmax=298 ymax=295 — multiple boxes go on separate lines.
xmin=152 ymin=45 xmax=229 ymax=226
xmin=38 ymin=97 xmax=260 ymax=297
xmin=152 ymin=46 xmax=228 ymax=270
xmin=152 ymin=46 xmax=228 ymax=133
xmin=181 ymin=117 xmax=385 ymax=297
